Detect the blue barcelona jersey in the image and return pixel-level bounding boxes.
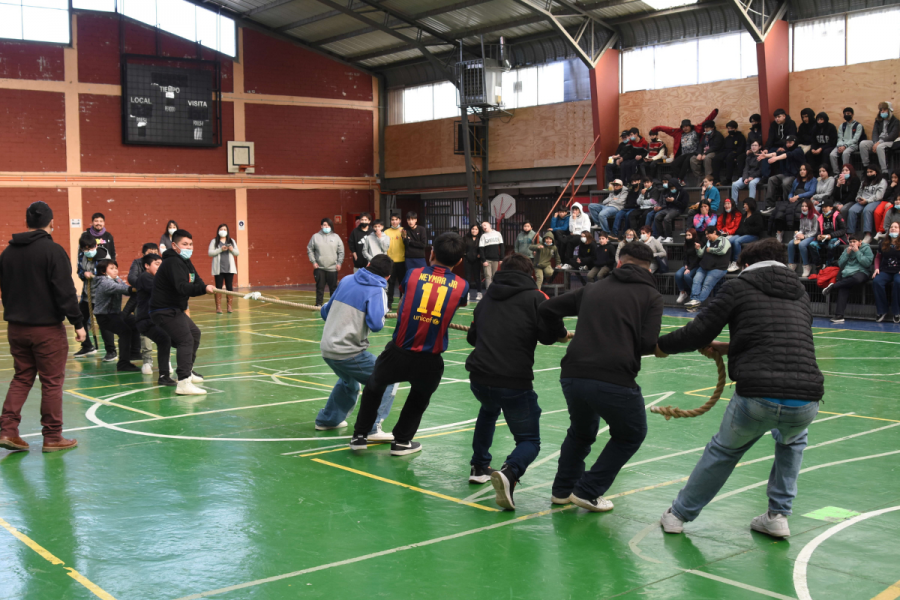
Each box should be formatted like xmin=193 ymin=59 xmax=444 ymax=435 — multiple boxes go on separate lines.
xmin=393 ymin=265 xmax=469 ymax=354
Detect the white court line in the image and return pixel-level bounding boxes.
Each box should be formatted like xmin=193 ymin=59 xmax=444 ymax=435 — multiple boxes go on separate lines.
xmin=682 ymin=569 xmax=796 ymax=600
xmin=793 ymin=505 xmax=900 ymax=600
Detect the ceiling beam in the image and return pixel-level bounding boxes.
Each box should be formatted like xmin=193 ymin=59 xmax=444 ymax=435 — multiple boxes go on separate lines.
xmin=729 ymin=0 xmax=766 ymax=42
xmin=352 ymin=0 xmax=460 ymax=47
xmin=244 ymin=0 xmax=297 ymax=17
xmin=508 ymin=0 xmax=611 ymax=68
xmin=272 ymin=0 xmax=384 ymax=33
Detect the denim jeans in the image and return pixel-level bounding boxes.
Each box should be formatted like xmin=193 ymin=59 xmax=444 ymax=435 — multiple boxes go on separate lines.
xmin=731 ymin=177 xmax=759 ymax=201
xmin=469 ymin=382 xmax=541 ymax=482
xmin=861 ymin=201 xmax=885 ymax=234
xmin=690 ymin=267 xmax=727 ymax=302
xmin=727 ymin=235 xmax=758 ymax=261
xmin=675 ymin=266 xmax=694 ymax=293
xmin=589 ymin=204 xmax=619 ymax=233
xmin=670 ymin=393 xmax=819 ymax=522
xmin=846 ymin=201 xmax=868 ymax=234
xmin=612 ymin=209 xmax=635 ymax=236
xmin=552 ymin=378 xmax=647 ymax=499
xmin=873 ymin=271 xmax=900 ymax=315
xmin=787 ymin=237 xmax=816 ymax=265
xmin=317 ymin=352 xmax=397 ymax=434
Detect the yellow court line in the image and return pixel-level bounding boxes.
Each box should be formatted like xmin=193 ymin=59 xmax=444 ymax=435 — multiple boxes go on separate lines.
xmin=818 ymin=410 xmax=900 ymax=424
xmin=813 ymin=329 xmax=849 ymax=335
xmin=312 ymin=458 xmax=501 ymax=512
xmin=65 ymin=390 xmax=159 ymax=418
xmin=295 ymin=424 xmax=497 ymax=458
xmin=266 ymin=373 xmax=333 ymax=389
xmin=871 ymin=579 xmax=900 ymax=600
xmin=684 ymin=382 xmax=735 ymax=397
xmin=0 ymin=517 xmax=117 ymax=600
xmin=240 ymin=330 xmax=319 ymax=343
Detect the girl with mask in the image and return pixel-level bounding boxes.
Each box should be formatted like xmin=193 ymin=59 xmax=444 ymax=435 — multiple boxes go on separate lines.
xmin=809 ymin=203 xmax=848 ymax=269
xmin=208 ymin=224 xmax=241 ymax=314
xmin=640 ymin=225 xmax=667 ymax=273
xmin=74 ymin=233 xmax=115 ymax=359
xmin=832 ymin=164 xmax=860 ymax=214
xmin=874 ymin=170 xmax=900 ymax=240
xmin=787 ymin=200 xmax=820 ymax=278
xmin=675 ymin=228 xmax=702 ymax=304
xmin=160 ymin=220 xmax=179 ymax=254
xmin=872 ymin=222 xmax=900 ymax=323
xmin=465 ymin=224 xmax=483 ymax=302
xmin=615 ymin=229 xmax=637 ymax=264
xmin=811 ymin=165 xmax=835 ymax=209
xmin=881 ymin=180 xmax=900 ymax=234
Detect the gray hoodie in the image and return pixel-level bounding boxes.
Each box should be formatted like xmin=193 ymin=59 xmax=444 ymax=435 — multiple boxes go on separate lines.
xmin=307 ymin=231 xmax=345 ymax=272
xmin=361 ymin=231 xmax=391 ymax=262
xmin=857 ymin=178 xmax=887 ymax=204
xmin=603 ymin=189 xmax=628 ymax=211
xmin=91 ymin=275 xmax=131 ymax=315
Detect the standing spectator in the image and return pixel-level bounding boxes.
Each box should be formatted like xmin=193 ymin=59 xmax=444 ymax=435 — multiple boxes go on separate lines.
xmin=772 ymin=163 xmax=816 ymax=241
xmin=675 ymin=228 xmax=702 ymax=304
xmin=719 ymin=198 xmax=742 ymax=238
xmin=684 ymin=229 xmax=731 ymax=309
xmin=604 ymin=131 xmax=631 ymax=184
xmin=159 ymin=219 xmax=178 ymax=254
xmin=654 ymin=109 xmax=719 ymax=184
xmin=823 ymin=237 xmax=874 ymax=323
xmin=716 ymin=120 xmax=746 ymax=184
xmin=562 ymin=202 xmax=591 ymax=263
xmin=796 ymin=108 xmax=816 ymax=154
xmin=402 ymin=211 xmax=428 ymax=270
xmin=653 ymin=175 xmax=687 ymax=243
xmin=307 ymin=218 xmax=344 ymax=308
xmin=479 ymin=220 xmax=504 ymax=287
xmin=731 ymin=140 xmax=763 ymax=201
xmin=621 ymin=128 xmax=649 ymax=183
xmin=761 ymin=135 xmax=804 ymax=215
xmin=809 ymin=204 xmax=848 ymax=269
xmin=872 ymin=222 xmax=900 ymax=323
xmin=134 ymin=253 xmax=174 ymax=386
xmin=589 ymin=181 xmax=626 ymax=236
xmin=808 ymin=112 xmax=837 ymax=170
xmin=530 ymin=234 xmax=560 ymax=289
xmin=829 ymin=107 xmax=864 ymax=175
xmin=588 ymin=232 xmax=616 ymax=282
xmin=348 ymin=212 xmax=372 ymax=273
xmin=831 ymin=164 xmax=861 ymax=212
xmin=92 ymin=259 xmax=140 ymax=373
xmin=811 ymin=165 xmax=835 ymax=210
xmin=514 ymin=221 xmax=537 ymax=258
xmin=874 ymin=170 xmax=900 ymax=240
xmin=641 ymin=129 xmax=667 ymax=179
xmin=630 ymin=177 xmax=659 ymax=232
xmin=73 ymin=233 xmax=114 ymax=359
xmin=613 ymin=175 xmax=642 ymax=238
xmin=385 ymin=214 xmax=406 ymax=309
xmin=0 ymin=202 xmax=85 ymax=453
xmin=690 ymin=120 xmax=724 ymax=180
xmin=787 ymin=200 xmax=820 ymax=278
xmin=86 ymin=212 xmax=116 ymax=260
xmin=860 ymin=102 xmax=899 ymax=175
xmin=362 ymin=219 xmax=391 ymax=263
xmin=464 ymin=224 xmax=483 ymax=301
xmin=760 ymin=109 xmax=798 ymax=180
xmin=845 ymin=166 xmax=887 ymax=243
xmin=208 ymin=223 xmax=240 ymax=314
xmin=726 ymin=198 xmax=764 ymax=272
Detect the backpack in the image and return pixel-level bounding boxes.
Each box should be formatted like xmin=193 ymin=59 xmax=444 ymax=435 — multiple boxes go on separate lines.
xmin=816 ymin=265 xmax=840 ymax=288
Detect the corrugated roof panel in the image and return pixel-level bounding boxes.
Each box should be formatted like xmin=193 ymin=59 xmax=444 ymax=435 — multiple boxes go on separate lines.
xmin=282 ymin=13 xmax=383 ymax=40
xmin=323 ymin=30 xmax=417 ymax=55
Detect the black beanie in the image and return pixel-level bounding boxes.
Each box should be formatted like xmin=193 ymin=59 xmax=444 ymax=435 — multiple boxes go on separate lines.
xmin=680 ymin=119 xmax=692 ymax=128
xmin=26 ymin=201 xmax=53 ymax=229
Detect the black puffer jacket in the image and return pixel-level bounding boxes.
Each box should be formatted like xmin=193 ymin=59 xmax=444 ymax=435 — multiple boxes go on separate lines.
xmin=658 ymin=262 xmax=824 ymax=401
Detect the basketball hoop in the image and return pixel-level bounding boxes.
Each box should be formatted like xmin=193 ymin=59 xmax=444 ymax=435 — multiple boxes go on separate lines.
xmin=237 ymin=164 xmax=255 ymax=175
xmin=490 ymin=193 xmax=516 ymax=230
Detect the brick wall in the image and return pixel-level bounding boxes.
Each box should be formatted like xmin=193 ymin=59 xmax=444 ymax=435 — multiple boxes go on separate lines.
xmin=0 ymin=189 xmax=71 ymax=254
xmin=247 ymin=189 xmax=372 ymax=286
xmin=0 ymin=40 xmax=64 ymax=80
xmin=0 ymin=89 xmax=67 ymax=172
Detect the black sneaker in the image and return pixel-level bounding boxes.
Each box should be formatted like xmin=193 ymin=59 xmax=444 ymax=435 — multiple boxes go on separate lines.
xmin=876 ymin=313 xmax=886 ymax=323
xmin=894 ymin=315 xmax=900 ymax=324
xmin=469 ymin=465 xmax=496 ymax=484
xmin=350 ymin=434 xmax=368 ymax=451
xmin=822 ymin=283 xmax=834 ymax=297
xmin=830 ymin=316 xmax=845 ymax=324
xmin=102 ymin=351 xmax=118 ymax=362
xmin=74 ymin=347 xmax=97 ymax=358
xmin=158 ymin=374 xmax=177 ymax=386
xmin=390 ymin=440 xmax=422 ymax=456
xmin=491 ymin=465 xmax=517 ymax=510
xmin=116 ymin=363 xmax=141 ymax=373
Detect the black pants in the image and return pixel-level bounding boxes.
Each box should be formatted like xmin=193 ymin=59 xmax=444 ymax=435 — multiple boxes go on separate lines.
xmin=214 ymin=273 xmax=234 ymax=291
xmin=833 ymin=271 xmax=869 ymax=316
xmin=314 ymin=268 xmax=338 ymax=306
xmin=387 ymin=261 xmax=407 ymax=308
xmin=671 ymin=153 xmax=696 ymax=180
xmin=151 ymin=309 xmax=201 ymax=381
xmin=464 ymin=259 xmax=483 ymax=296
xmin=353 ymin=342 xmax=444 ymax=443
xmin=95 ymin=313 xmax=138 ymax=368
xmin=621 ymin=159 xmax=642 ymax=183
xmin=136 ymin=319 xmax=172 ymax=375
xmin=79 ymin=299 xmax=116 ymax=352
xmin=772 ymin=200 xmax=802 ymax=233
xmin=560 ymin=233 xmax=580 ymax=261
xmin=806 ymin=147 xmax=834 ymax=170
xmin=716 ymin=150 xmax=740 ymax=183
xmin=629 ymin=208 xmax=653 ymax=232
xmin=604 ymin=162 xmax=622 ymax=184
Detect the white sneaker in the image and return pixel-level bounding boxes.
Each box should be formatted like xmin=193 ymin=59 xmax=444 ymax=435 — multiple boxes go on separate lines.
xmin=141 ymin=363 xmax=153 ymax=375
xmin=875 ymin=232 xmax=887 ymax=241
xmin=190 ymin=372 xmax=204 ymax=383
xmin=175 ymin=378 xmax=207 ymax=395
xmin=750 ymin=511 xmax=790 ymax=538
xmin=684 ymin=299 xmax=701 ymax=308
xmin=862 ymin=233 xmax=872 ymax=245
xmin=551 ymin=495 xmax=571 ymax=505
xmin=776 ymin=231 xmax=783 ymax=243
xmin=315 ymin=420 xmax=348 ymax=431
xmin=663 ymin=237 xmax=673 ymax=243
xmin=801 ymin=265 xmax=811 ymax=278
xmin=476 ymin=292 xmax=483 ymax=301
xmin=368 ymin=424 xmax=394 ymax=442
xmin=726 ymin=261 xmax=740 ymax=272
xmin=660 ymin=507 xmax=685 ymax=534
xmin=569 ymin=493 xmax=614 ymax=512
xmin=675 ymin=291 xmax=688 ymax=304
xmin=560 ymin=264 xmax=572 ymax=270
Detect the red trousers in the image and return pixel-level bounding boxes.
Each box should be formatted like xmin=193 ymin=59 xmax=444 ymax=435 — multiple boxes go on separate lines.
xmin=1 ymin=322 xmax=68 ymax=440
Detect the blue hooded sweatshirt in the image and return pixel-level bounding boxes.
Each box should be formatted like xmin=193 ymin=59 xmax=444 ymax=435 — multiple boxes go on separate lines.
xmin=320 ymin=268 xmax=388 ymax=360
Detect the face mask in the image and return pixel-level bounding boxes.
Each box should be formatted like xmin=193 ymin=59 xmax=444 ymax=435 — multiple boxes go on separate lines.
xmin=179 ymin=248 xmax=193 ymax=260
xmin=168 ymin=228 xmax=176 ymax=235
xmin=545 ymin=241 xmax=552 ymax=246
xmin=895 ymin=202 xmax=900 ymax=209
xmin=725 ymin=207 xmax=731 ymax=213
xmin=801 ymin=209 xmax=809 ymax=215
xmin=891 ymin=232 xmax=899 ymax=239
xmin=843 ymin=173 xmax=850 ymax=180
xmin=322 ymin=227 xmax=332 ymax=234
xmin=626 ymin=237 xmax=634 ymax=242
xmin=84 ymin=249 xmax=97 ymax=258
xmin=391 ymin=223 xmax=400 ymax=229
xmin=662 ymin=183 xmax=669 ymax=189
xmin=844 ymin=114 xmax=853 ymax=122
xmin=580 ymin=237 xmax=587 ymax=243
xmin=882 ymin=112 xmax=890 ymax=119
xmin=629 ymin=135 xmax=636 ymax=141
xmin=640 ymin=234 xmax=648 ymax=242
xmin=824 ymin=209 xmax=832 ymax=216
xmin=218 ymin=230 xmax=227 ymax=238
xmin=360 ymin=222 xmax=370 ymax=228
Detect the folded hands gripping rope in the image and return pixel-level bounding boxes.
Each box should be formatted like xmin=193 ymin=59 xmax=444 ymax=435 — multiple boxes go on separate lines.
xmin=214 ymin=289 xmax=726 ymax=418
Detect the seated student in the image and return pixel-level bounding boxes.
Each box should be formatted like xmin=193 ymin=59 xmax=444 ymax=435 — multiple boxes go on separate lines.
xmin=550 ymin=207 xmax=569 ymax=245
xmin=653 ymin=175 xmax=688 ymax=243
xmin=737 ymin=113 xmax=763 ymax=177
xmin=726 ymin=198 xmax=764 ymax=272
xmin=760 ymin=108 xmax=798 ymax=179
xmin=832 ymin=163 xmax=861 ymax=215
xmin=573 ymin=230 xmax=597 ymax=273
xmin=845 ymin=166 xmax=887 ymax=244
xmin=716 ymin=120 xmax=746 ymax=184
xmin=809 ymin=203 xmax=848 ymax=268
xmin=772 ymin=163 xmax=816 ymax=241
xmin=684 ymin=229 xmax=731 ymax=309
xmin=73 ymin=233 xmax=115 ymax=360
xmin=692 ymin=202 xmax=717 ymax=241
xmin=351 ymin=233 xmax=469 ymax=456
xmin=612 ymin=175 xmax=642 ymax=238
xmin=560 ymin=203 xmax=591 ymax=265
xmin=796 ymin=108 xmax=816 ymax=154
xmin=530 ymin=234 xmax=560 ymax=289
xmin=639 ymin=226 xmax=667 ymax=274
xmin=874 ymin=170 xmax=900 ymax=240
xmin=690 ymin=120 xmax=724 ymax=180
xmin=686 ymin=175 xmax=719 ymax=228
xmin=655 ymin=111 xmax=719 ymax=184
xmin=91 ymin=259 xmax=140 ymax=373
xmin=588 ymin=232 xmax=616 ymax=282
xmin=615 ymin=230 xmax=637 ymax=264
xmin=787 ymin=200 xmax=821 ymax=278
xmin=589 ymin=180 xmax=626 ymax=234
xmin=872 ymin=222 xmax=900 ymax=323
xmin=362 ymin=219 xmax=391 ymax=262
xmin=829 ymin=107 xmax=864 ymax=175
xmin=823 ymin=236 xmax=874 ymax=324
xmin=630 ymin=177 xmax=659 ymax=232
xmin=675 ymin=228 xmax=702 ymax=304
xmin=731 ymin=140 xmax=763 ymax=201
xmin=605 ymin=131 xmax=631 ymax=183
xmin=464 ymin=254 xmax=567 ymax=507
xmin=808 ymin=112 xmax=837 ymax=170
xmin=133 ymin=254 xmax=175 ymax=386
xmin=811 ymin=165 xmax=835 ymax=210
xmin=719 ymin=198 xmax=742 ymax=239
xmin=860 ymin=102 xmax=899 ymax=175
xmin=641 ymin=129 xmax=667 ymax=179
xmin=761 ymin=135 xmax=804 ymax=215
xmin=620 ymin=128 xmax=649 ymax=183
xmin=881 ymin=181 xmax=900 ymax=235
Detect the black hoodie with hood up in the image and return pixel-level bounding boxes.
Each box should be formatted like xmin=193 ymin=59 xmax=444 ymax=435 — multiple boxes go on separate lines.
xmin=658 ymin=262 xmax=824 ymax=401
xmin=797 ymin=108 xmax=816 ymax=146
xmin=151 ymin=248 xmax=208 ymax=312
xmin=466 ymin=269 xmax=566 ymax=390
xmin=0 ymin=230 xmax=83 ymax=329
xmin=812 ymin=112 xmax=838 ymax=151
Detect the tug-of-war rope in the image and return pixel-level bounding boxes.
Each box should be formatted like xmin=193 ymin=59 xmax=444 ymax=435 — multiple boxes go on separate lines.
xmin=212 ymin=288 xmax=727 ymax=419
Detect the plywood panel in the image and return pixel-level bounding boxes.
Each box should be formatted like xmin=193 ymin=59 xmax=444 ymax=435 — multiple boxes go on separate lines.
xmin=790 ymin=59 xmax=900 ymax=136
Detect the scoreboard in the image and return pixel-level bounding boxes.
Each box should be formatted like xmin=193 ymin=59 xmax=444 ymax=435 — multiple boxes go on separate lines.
xmin=122 ymin=60 xmax=219 ymax=147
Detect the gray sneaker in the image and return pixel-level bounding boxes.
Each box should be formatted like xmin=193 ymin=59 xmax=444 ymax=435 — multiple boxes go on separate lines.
xmin=750 ymin=511 xmax=790 ymax=538
xmin=660 ymin=507 xmax=685 ymax=533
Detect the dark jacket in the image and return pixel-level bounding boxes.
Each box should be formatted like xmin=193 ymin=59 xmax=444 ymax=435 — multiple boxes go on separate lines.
xmin=0 ymin=230 xmax=83 ymax=329
xmin=747 ymin=125 xmax=764 ymax=149
xmin=575 ymin=239 xmax=597 ymax=269
xmin=872 ymin=115 xmax=900 ymax=144
xmin=765 ymin=117 xmax=798 ymax=149
xmin=812 ymin=113 xmax=837 ymax=150
xmin=465 ymin=234 xmax=481 ymax=262
xmin=735 ymin=211 xmax=765 ymax=237
xmin=797 ymin=108 xmax=816 ymax=145
xmin=466 ymin=270 xmax=565 ymax=390
xmin=77 ymin=246 xmax=110 ymax=301
xmin=701 ymin=129 xmax=725 ymax=155
xmin=539 ymin=264 xmax=663 ymax=388
xmin=661 ymin=180 xmax=688 ymax=212
xmin=623 ymin=188 xmax=641 ymax=210
xmin=84 ymin=229 xmax=116 ymax=260
xmin=723 ymin=130 xmax=746 ymax=155
xmin=150 ymin=249 xmax=208 ymax=312
xmin=349 ymin=225 xmax=373 ymax=269
xmin=682 ymin=242 xmax=701 ymax=271
xmin=742 ymin=151 xmax=763 ymax=180
xmin=831 ymin=176 xmax=861 ymax=207
xmin=128 ymin=257 xmax=144 ymax=285
xmin=818 ymin=209 xmax=848 ymax=244
xmin=593 ymin=243 xmax=616 ymax=270
xmin=134 ymin=271 xmax=155 ymax=323
xmin=658 ymin=262 xmax=824 ymax=401
xmin=778 ymin=147 xmax=805 ymax=178
xmin=402 ymin=225 xmax=428 ymax=259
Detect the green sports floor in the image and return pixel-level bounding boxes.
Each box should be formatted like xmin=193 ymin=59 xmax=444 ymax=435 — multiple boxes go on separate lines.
xmin=1 ymin=289 xmax=899 ymax=600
